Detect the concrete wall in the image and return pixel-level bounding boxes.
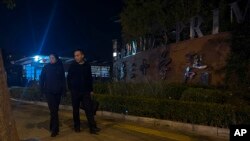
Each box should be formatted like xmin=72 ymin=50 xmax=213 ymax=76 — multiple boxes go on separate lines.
xmin=113 ymin=32 xmax=231 ymax=85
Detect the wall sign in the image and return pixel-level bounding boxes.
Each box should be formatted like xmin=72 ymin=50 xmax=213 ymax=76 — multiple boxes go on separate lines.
xmin=140 ymin=59 xmax=150 ymax=76
xmin=158 ymin=48 xmax=172 ymax=80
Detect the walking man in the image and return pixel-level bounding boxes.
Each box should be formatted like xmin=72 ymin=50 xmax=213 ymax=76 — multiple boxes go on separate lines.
xmin=40 ymin=53 xmax=66 ymax=137
xmin=67 ymin=49 xmax=100 ymax=134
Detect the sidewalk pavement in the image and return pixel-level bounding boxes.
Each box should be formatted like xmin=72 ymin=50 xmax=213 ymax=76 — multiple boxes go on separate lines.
xmin=12 ymin=102 xmax=229 ymax=141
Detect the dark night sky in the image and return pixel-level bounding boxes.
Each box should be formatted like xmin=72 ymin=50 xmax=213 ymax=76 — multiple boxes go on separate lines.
xmin=0 ymin=0 xmax=122 ymax=61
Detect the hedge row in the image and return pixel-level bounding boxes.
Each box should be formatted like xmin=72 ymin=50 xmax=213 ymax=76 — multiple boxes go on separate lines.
xmin=9 ymin=87 xmax=250 ymax=128
xmin=10 ymin=87 xmax=41 ymax=101
xmin=9 ymin=87 xmax=71 ymax=105
xmin=95 ymin=94 xmax=250 ymax=128
xmin=94 ymin=82 xmax=234 ymax=104
xmin=180 ymin=88 xmax=232 ymax=104
xmin=95 ymin=82 xmax=191 ymax=99
xmin=10 ymin=84 xmax=242 ymax=106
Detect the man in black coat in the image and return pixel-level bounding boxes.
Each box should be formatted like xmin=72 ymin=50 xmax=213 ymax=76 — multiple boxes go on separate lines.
xmin=40 ymin=54 xmax=66 ymax=137
xmin=67 ymin=49 xmax=100 ymax=134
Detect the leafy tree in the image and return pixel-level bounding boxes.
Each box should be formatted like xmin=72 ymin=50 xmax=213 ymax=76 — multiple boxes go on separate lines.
xmin=225 ymin=22 xmax=250 ymax=91
xmin=121 ymin=0 xmax=167 ymax=41
xmin=2 ymin=0 xmax=15 ymax=9
xmin=120 ymin=0 xmax=229 ymax=41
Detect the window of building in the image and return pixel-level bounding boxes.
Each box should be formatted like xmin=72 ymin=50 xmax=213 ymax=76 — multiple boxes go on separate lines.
xmin=35 ymin=69 xmax=42 ymax=80
xmin=91 ymin=66 xmax=110 ymax=78
xmin=24 ymin=64 xmax=35 ymax=80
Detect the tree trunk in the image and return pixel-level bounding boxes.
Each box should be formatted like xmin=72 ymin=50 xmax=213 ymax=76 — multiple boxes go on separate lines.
xmin=0 ymin=49 xmax=19 ymax=141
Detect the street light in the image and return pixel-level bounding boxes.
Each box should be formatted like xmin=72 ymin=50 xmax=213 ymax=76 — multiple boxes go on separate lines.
xmin=112 ymin=39 xmax=118 ymax=61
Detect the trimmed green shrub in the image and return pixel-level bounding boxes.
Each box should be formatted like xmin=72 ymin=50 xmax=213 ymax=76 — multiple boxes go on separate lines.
xmin=180 ymin=88 xmax=232 ymax=104
xmin=93 ymin=82 xmax=110 ymax=94
xmin=95 ymin=94 xmax=250 ymax=128
xmin=9 ymin=87 xmax=41 ymax=101
xmin=9 ymin=87 xmax=250 ymax=128
xmin=9 ymin=87 xmax=72 ymax=105
xmin=105 ymin=82 xmax=187 ymax=99
xmin=234 ymin=106 xmax=250 ymax=125
xmin=159 ymin=83 xmax=187 ymax=100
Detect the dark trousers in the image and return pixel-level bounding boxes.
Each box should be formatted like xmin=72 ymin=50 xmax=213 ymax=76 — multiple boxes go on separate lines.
xmin=45 ymin=92 xmax=61 ymax=133
xmin=71 ymin=91 xmax=96 ymax=129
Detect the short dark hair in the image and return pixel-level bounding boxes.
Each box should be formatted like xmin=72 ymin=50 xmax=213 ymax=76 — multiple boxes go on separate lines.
xmin=74 ymin=49 xmax=85 ymax=55
xmin=49 ymin=53 xmax=59 ymax=61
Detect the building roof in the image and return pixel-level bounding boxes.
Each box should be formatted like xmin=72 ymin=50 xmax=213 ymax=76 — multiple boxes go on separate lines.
xmin=14 ymin=55 xmax=72 ymax=65
xmin=14 ymin=55 xmax=112 ymax=66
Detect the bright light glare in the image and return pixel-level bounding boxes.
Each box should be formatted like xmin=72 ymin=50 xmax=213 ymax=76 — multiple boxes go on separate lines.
xmin=34 ymin=55 xmax=40 ymax=62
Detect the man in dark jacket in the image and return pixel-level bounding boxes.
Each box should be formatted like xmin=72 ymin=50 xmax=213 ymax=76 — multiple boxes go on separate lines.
xmin=40 ymin=54 xmax=66 ymax=137
xmin=67 ymin=49 xmax=100 ymax=134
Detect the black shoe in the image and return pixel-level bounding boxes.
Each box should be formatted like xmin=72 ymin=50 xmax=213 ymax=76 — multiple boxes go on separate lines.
xmin=74 ymin=128 xmax=81 ymax=133
xmin=90 ymin=129 xmax=98 ymax=135
xmin=51 ymin=132 xmax=58 ymax=137
xmin=92 ymin=127 xmax=101 ymax=132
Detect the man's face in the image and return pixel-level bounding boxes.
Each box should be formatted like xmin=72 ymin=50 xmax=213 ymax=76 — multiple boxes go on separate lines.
xmin=74 ymin=51 xmax=84 ymax=63
xmin=49 ymin=55 xmax=57 ymax=64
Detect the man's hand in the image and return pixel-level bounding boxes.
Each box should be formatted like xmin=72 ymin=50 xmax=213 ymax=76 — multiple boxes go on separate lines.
xmin=62 ymin=90 xmax=67 ymax=97
xmin=90 ymin=91 xmax=94 ymax=95
xmin=90 ymin=91 xmax=94 ymax=99
xmin=39 ymin=92 xmax=45 ymax=101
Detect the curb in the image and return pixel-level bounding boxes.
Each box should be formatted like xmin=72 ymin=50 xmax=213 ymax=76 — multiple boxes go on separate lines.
xmin=11 ymin=98 xmax=229 ymax=138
